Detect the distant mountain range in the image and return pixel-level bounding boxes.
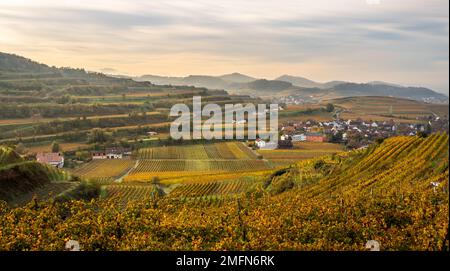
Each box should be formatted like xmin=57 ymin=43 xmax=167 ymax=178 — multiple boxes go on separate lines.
xmin=1 ymin=51 xmax=448 ymax=103
xmin=134 ymin=73 xmax=448 ymax=103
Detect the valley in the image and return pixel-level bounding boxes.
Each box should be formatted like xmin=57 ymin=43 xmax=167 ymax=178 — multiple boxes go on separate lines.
xmin=0 ymin=52 xmax=448 ymax=251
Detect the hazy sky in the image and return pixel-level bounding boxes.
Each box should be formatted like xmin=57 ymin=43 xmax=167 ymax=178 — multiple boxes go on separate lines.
xmin=0 ymin=0 xmax=448 ymax=94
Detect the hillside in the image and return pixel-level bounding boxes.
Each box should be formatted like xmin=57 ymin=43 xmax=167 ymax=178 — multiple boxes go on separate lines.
xmin=2 ymin=52 xmax=446 ymax=103
xmin=0 ymin=147 xmax=73 ymax=204
xmin=325 ymin=96 xmax=449 ymax=120
xmin=219 ymin=72 xmax=256 ymax=83
xmin=0 ymin=53 xmax=55 ymax=73
xmin=329 ymin=83 xmax=448 ymax=102
xmin=0 ymin=134 xmax=448 ymax=250
xmin=0 ymin=52 xmax=169 ymax=97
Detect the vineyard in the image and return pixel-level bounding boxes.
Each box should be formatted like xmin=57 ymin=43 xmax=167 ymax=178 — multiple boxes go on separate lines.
xmin=71 ymin=159 xmax=136 ymax=183
xmin=169 ymin=178 xmax=257 ymax=198
xmin=137 ymin=142 xmax=258 ymax=160
xmin=0 ymin=147 xmax=22 ymax=165
xmin=124 ymin=142 xmax=269 ymax=182
xmin=258 ymin=142 xmax=343 ymax=168
xmin=0 ymin=134 xmax=448 ymax=250
xmin=126 ymin=159 xmax=271 ymax=181
xmin=102 ymin=184 xmax=163 ymax=207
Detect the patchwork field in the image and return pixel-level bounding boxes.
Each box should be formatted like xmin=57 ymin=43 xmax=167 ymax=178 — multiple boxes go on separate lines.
xmin=327 ymin=96 xmax=449 ymax=122
xmin=72 ymin=159 xmax=136 ymax=183
xmin=25 ymin=142 xmax=91 ymax=153
xmin=258 ymin=142 xmax=344 ymax=167
xmin=137 ymin=142 xmax=258 ymax=160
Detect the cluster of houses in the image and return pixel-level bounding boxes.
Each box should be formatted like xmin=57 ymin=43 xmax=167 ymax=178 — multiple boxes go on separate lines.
xmin=254 ymin=115 xmax=448 ymax=150
xmin=91 ymin=147 xmax=131 ymax=159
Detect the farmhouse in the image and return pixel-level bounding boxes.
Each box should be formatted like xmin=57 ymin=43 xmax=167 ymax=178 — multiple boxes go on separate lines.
xmin=92 ymin=147 xmax=131 ymax=159
xmin=36 ymin=152 xmax=64 ymax=168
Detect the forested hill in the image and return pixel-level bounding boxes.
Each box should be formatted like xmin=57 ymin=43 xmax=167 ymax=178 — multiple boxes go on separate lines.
xmin=0 ymin=52 xmax=156 ymax=87
xmin=0 ymin=52 xmax=227 ymax=100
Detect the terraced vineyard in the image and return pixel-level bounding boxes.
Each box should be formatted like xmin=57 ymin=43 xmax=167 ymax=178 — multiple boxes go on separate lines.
xmin=0 ymin=146 xmax=22 ymax=165
xmin=72 ymin=159 xmax=136 ymax=183
xmin=11 ymin=182 xmax=78 ymax=207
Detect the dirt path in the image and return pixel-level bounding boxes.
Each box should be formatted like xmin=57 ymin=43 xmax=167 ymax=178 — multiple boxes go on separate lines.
xmin=113 ymin=160 xmax=139 ymax=183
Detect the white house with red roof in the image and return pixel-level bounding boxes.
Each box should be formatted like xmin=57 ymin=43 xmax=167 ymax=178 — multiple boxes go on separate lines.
xmin=36 ymin=152 xmax=64 ymax=168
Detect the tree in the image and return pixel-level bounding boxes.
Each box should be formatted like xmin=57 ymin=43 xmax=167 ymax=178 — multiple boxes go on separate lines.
xmin=88 ymin=129 xmax=109 ymax=143
xmin=329 ymin=132 xmax=343 ymax=143
xmin=51 ymin=141 xmax=61 ymax=153
xmin=326 ymin=103 xmax=335 ymax=112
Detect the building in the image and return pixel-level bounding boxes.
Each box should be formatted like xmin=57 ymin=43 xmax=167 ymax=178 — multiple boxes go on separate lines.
xmin=306 ymin=132 xmax=327 ymax=142
xmin=92 ymin=147 xmax=130 ymax=159
xmin=255 ymin=138 xmax=266 ymax=148
xmin=36 ymin=152 xmax=64 ymax=168
xmin=292 ymin=134 xmax=306 ymax=142
xmin=260 ymin=141 xmax=278 ymax=150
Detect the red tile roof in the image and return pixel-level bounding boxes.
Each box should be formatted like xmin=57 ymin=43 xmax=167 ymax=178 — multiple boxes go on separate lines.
xmin=36 ymin=152 xmax=63 ymax=164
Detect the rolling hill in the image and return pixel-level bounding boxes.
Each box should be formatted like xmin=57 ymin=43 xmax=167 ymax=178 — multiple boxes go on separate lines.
xmin=2 ymin=52 xmax=447 ymax=103
xmin=136 ymin=71 xmax=447 ymax=103
xmin=0 ymin=133 xmax=447 ymax=250
xmin=0 ymin=147 xmax=73 ymax=204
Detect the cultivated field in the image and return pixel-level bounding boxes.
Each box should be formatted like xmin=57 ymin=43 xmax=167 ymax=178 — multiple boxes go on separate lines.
xmin=137 ymin=142 xmax=258 ymax=160
xmin=72 ymin=159 xmax=136 ymax=183
xmin=327 ymin=96 xmax=449 ymax=122
xmin=258 ymin=142 xmax=344 ymax=167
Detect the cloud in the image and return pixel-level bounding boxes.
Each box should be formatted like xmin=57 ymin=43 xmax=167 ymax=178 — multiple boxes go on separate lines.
xmin=0 ymin=0 xmax=448 ymax=93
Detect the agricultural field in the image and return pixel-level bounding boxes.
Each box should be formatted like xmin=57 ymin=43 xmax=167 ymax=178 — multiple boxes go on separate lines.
xmin=102 ymin=184 xmax=162 ymax=207
xmin=10 ymin=182 xmax=78 ymax=207
xmin=71 ymin=159 xmax=136 ymax=183
xmin=258 ymin=142 xmax=344 ymax=167
xmin=280 ymin=105 xmax=334 ymax=122
xmin=125 ymin=159 xmax=271 ymax=182
xmin=327 ymin=96 xmax=449 ymax=122
xmin=123 ymin=142 xmax=270 ymax=182
xmin=137 ymin=142 xmax=258 ymax=160
xmin=168 ymin=178 xmax=257 ymax=199
xmin=25 ymin=142 xmax=91 ymax=153
xmin=1 ymin=133 xmax=447 ymax=250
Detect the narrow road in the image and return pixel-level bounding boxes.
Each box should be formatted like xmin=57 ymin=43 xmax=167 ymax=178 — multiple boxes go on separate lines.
xmin=113 ymin=159 xmax=139 ymax=183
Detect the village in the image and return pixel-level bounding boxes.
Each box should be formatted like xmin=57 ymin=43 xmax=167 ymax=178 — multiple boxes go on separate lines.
xmin=33 ymin=114 xmax=449 ymax=168
xmin=268 ymin=114 xmax=449 ymax=149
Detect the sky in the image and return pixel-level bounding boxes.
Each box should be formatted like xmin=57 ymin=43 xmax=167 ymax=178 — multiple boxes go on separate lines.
xmin=0 ymin=0 xmax=448 ymax=94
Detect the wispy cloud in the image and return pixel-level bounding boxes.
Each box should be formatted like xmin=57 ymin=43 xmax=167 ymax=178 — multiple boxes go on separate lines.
xmin=0 ymin=0 xmax=448 ymax=93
